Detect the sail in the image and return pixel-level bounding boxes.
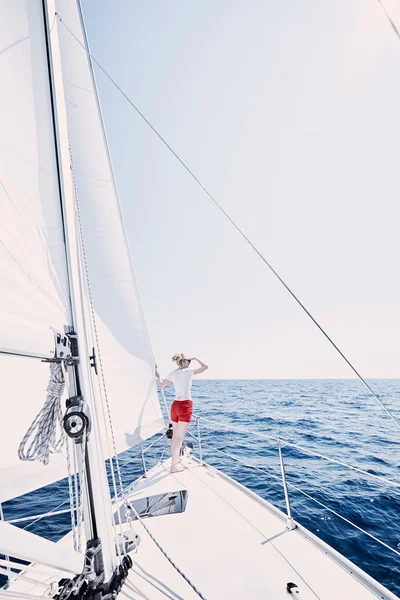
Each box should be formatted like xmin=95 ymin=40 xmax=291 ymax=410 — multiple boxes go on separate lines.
xmin=0 ymin=1 xmax=72 ymax=359
xmin=0 ymin=1 xmax=73 ymax=503
xmin=55 ymin=0 xmax=164 ymax=451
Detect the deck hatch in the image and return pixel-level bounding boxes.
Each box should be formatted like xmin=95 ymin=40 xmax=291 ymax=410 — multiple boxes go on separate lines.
xmin=114 ymin=490 xmax=188 ymax=523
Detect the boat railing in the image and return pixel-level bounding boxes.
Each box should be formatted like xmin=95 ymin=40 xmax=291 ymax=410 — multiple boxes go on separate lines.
xmin=188 ymin=415 xmax=400 ymax=559
xmin=2 ymin=415 xmax=399 ymax=585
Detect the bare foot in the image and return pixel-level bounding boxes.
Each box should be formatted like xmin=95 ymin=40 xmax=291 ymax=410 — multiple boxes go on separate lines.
xmin=170 ymin=464 xmax=185 ymax=473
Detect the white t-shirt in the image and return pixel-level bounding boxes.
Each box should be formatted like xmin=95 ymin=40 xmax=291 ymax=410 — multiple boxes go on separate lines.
xmin=167 ymin=368 xmax=195 ymax=401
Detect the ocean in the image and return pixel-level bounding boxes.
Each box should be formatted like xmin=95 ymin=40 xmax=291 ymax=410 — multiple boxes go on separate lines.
xmin=2 ymin=379 xmax=400 ymax=594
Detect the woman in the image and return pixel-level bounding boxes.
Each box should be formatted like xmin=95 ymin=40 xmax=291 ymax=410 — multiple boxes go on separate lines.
xmin=157 ymin=353 xmax=208 ymax=473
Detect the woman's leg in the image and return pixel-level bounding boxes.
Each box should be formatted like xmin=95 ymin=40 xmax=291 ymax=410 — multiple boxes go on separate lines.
xmin=170 ymin=421 xmax=190 ymax=472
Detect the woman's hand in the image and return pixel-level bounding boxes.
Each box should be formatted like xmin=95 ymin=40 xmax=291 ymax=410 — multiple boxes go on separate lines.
xmin=192 ymin=358 xmax=208 ymax=375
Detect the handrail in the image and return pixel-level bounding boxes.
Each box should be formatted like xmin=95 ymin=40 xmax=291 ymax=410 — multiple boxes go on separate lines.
xmin=277 ymin=438 xmax=295 ymax=530
xmin=197 ymin=417 xmax=400 ymax=490
xmin=0 ymin=559 xmax=49 ymax=575
xmin=142 ymin=432 xmax=167 ymax=455
xmin=4 ymin=453 xmax=144 ymax=531
xmin=280 ymin=439 xmax=400 ymax=489
xmin=201 ymin=441 xmax=400 ymax=558
xmin=199 ymin=418 xmax=277 ymax=442
xmin=7 ymin=508 xmax=75 ymax=525
xmin=22 ymin=498 xmax=70 ymax=531
xmin=0 ymin=566 xmax=54 ymax=589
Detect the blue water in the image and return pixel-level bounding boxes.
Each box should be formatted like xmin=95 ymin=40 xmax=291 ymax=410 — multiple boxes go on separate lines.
xmin=2 ymin=379 xmax=400 ymax=594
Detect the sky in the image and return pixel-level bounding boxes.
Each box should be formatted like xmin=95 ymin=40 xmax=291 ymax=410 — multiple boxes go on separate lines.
xmin=78 ymin=0 xmax=400 ymax=380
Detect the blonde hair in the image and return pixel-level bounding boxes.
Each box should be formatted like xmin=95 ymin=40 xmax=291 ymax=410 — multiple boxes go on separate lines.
xmin=172 ymin=353 xmax=189 ymax=367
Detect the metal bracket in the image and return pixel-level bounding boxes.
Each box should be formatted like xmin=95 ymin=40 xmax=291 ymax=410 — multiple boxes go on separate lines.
xmin=43 ymin=328 xmax=79 ymax=365
xmin=115 ymin=531 xmax=141 ymax=555
xmin=67 ymin=330 xmax=79 ymax=361
xmin=89 ymin=347 xmax=98 ymax=375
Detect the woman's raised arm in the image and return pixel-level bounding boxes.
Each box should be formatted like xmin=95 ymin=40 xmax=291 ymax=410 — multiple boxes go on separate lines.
xmin=191 ymin=357 xmax=208 ymax=375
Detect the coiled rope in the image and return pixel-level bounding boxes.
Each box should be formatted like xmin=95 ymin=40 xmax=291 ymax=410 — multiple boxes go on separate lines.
xmin=18 ymin=362 xmax=65 ymax=465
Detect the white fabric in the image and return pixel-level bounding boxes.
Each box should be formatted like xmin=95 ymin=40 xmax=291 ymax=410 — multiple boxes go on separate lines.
xmin=55 ymin=0 xmax=164 ymax=451
xmin=0 ymin=2 xmax=73 ymax=502
xmin=0 ymin=521 xmax=83 ymax=574
xmin=0 ymin=0 xmax=71 ymax=359
xmin=0 ymin=0 xmax=163 ymax=503
xmin=167 ymin=369 xmax=195 ymax=400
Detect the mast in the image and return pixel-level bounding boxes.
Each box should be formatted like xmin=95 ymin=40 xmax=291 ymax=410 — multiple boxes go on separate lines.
xmin=42 ymin=0 xmax=117 ymax=579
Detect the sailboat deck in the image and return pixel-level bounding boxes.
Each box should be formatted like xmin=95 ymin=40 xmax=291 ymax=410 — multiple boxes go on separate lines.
xmin=119 ymin=455 xmax=397 ymax=600
xmin=2 ymin=454 xmax=397 ymax=600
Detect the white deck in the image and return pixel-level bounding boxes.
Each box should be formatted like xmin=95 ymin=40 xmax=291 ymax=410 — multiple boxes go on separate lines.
xmin=2 ymin=454 xmax=398 ymax=600
xmin=118 ymin=455 xmax=397 ymax=600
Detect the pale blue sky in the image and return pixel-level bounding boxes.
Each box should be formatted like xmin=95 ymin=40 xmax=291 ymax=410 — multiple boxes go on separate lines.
xmin=79 ymin=0 xmax=400 ymax=379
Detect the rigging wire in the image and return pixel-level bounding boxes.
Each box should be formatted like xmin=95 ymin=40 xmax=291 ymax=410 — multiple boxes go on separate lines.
xmin=55 ymin=13 xmax=400 ymax=432
xmin=195 ymin=418 xmax=400 ymax=490
xmin=376 ymin=0 xmax=400 ymax=41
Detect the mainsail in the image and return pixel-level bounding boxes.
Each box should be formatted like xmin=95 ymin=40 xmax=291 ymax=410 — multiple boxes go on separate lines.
xmin=0 ymin=0 xmax=164 ymax=505
xmin=0 ymin=1 xmax=72 ymax=359
xmin=0 ymin=1 xmax=72 ymax=503
xmin=55 ymin=0 xmax=165 ymax=451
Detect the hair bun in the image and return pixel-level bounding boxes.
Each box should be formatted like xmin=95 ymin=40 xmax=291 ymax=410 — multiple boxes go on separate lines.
xmin=172 ymin=352 xmax=187 ymax=366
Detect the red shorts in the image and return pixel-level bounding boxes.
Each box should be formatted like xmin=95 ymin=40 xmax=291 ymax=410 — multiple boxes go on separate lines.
xmin=171 ymin=400 xmax=193 ymax=423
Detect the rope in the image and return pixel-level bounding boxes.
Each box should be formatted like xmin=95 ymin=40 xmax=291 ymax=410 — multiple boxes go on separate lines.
xmin=123 ymin=497 xmax=208 ymax=599
xmin=132 ymin=563 xmax=184 ymax=600
xmin=18 ymin=363 xmax=65 ymax=465
xmin=56 ymin=12 xmax=400 ymax=433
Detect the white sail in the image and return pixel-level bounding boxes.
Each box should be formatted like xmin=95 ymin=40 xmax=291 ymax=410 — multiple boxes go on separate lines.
xmin=0 ymin=521 xmax=83 ymax=574
xmin=0 ymin=1 xmax=73 ymax=503
xmin=55 ymin=0 xmax=164 ymax=451
xmin=0 ymin=1 xmax=72 ymax=359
